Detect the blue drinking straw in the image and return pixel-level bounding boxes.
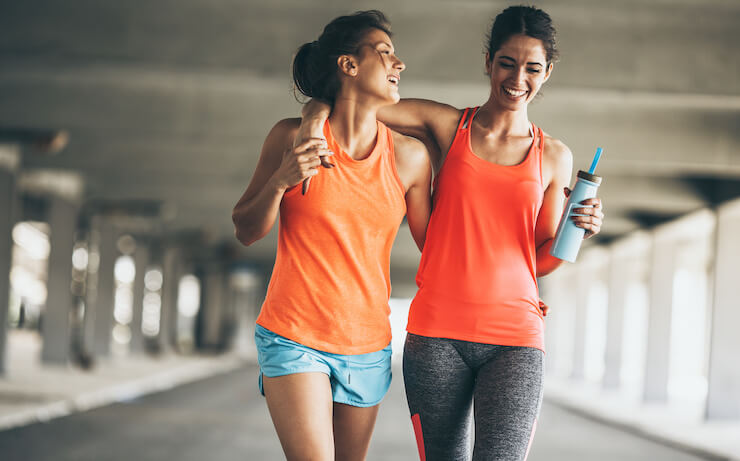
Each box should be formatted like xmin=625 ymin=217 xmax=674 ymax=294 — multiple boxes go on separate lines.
xmin=588 ymin=147 xmax=603 ymax=174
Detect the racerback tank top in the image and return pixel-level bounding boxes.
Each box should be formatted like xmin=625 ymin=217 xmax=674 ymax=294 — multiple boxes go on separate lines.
xmin=407 ymin=107 xmax=546 ymax=351
xmin=257 ymin=120 xmax=407 ymax=355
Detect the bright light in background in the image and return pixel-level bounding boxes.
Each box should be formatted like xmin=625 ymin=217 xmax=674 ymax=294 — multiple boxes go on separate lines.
xmin=620 ymin=282 xmax=649 ymax=400
xmin=142 ymin=292 xmax=162 ymax=336
xmin=9 ymin=267 xmax=47 ymax=306
xmin=72 ymin=247 xmax=88 ymax=271
xmin=177 ymin=275 xmax=201 ymax=318
xmin=113 ymin=324 xmax=132 ymax=344
xmin=144 ymin=269 xmax=163 ymax=292
xmin=114 ymin=286 xmax=133 ymax=324
xmin=114 ymin=255 xmax=136 ymax=284
xmin=584 ymin=281 xmax=608 ymax=383
xmin=142 ymin=267 xmax=163 ymax=337
xmin=113 ymin=255 xmax=136 ymax=349
xmin=12 ymin=222 xmax=50 ymax=260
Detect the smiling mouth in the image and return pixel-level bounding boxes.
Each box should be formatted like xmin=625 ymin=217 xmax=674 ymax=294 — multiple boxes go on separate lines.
xmin=388 ymin=75 xmax=400 ymax=86
xmin=503 ymin=86 xmax=527 ymax=98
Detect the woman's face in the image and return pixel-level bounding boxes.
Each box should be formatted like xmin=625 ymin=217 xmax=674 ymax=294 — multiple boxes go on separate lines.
xmin=347 ymin=28 xmax=405 ymax=104
xmin=486 ymin=34 xmax=552 ymax=111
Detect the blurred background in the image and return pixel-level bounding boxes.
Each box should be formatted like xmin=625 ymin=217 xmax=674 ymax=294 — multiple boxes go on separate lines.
xmin=0 ymin=0 xmax=739 ymax=460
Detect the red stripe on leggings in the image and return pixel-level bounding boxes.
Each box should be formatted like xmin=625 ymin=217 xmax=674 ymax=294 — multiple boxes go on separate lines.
xmin=411 ymin=413 xmax=426 ymax=461
xmin=524 ymin=418 xmax=538 ymax=460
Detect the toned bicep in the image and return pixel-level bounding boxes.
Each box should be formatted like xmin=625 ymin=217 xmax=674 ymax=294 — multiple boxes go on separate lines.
xmin=534 ymin=145 xmax=573 ymax=248
xmin=397 ymin=138 xmax=432 ymax=251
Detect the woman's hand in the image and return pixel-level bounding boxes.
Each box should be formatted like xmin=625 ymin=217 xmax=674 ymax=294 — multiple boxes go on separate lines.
xmin=565 ymin=187 xmax=604 ymax=238
xmin=538 ymin=299 xmax=549 ymax=317
xmin=272 ymin=138 xmax=333 ymax=191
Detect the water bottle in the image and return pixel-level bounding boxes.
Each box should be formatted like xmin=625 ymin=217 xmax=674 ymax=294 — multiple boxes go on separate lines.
xmin=550 ymin=170 xmax=602 ymax=262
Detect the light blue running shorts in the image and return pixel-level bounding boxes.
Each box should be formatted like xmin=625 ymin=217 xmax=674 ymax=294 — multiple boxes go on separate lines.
xmin=255 ymin=324 xmax=392 ymax=407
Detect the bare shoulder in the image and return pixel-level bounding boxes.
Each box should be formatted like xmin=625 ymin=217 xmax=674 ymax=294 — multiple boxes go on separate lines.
xmin=391 ymin=130 xmax=430 ymax=167
xmin=267 ymin=117 xmax=300 ymax=148
xmin=542 ymin=132 xmax=573 ymax=186
xmin=542 ymin=132 xmax=572 ymax=165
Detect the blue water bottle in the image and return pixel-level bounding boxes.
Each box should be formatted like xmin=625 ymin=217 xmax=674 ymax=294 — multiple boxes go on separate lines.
xmin=550 ymin=148 xmax=603 ymax=263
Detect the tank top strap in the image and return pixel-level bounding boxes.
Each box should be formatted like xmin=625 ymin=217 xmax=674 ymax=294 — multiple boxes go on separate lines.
xmin=534 ymin=124 xmax=545 ymax=185
xmin=455 ymin=107 xmax=471 ymax=132
xmin=460 ymin=106 xmax=479 ymax=130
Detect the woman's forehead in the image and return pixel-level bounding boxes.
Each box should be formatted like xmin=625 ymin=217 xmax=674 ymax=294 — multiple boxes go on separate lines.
xmin=496 ymin=34 xmax=547 ymax=61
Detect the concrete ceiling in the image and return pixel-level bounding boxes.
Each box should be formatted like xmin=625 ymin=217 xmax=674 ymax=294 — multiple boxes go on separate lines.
xmin=1 ymin=0 xmax=738 ymax=271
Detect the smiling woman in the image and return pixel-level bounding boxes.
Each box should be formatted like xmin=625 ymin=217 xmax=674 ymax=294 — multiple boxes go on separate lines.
xmin=231 ymin=10 xmax=432 ymax=461
xmin=299 ymin=5 xmax=604 ymax=460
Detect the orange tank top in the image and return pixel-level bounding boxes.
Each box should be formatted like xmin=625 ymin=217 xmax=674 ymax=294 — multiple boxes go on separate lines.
xmin=407 ymin=107 xmax=546 ymax=351
xmin=256 ymin=120 xmax=406 ymax=355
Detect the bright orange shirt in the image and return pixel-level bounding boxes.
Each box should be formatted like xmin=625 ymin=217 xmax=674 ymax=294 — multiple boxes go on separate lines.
xmin=407 ymin=107 xmax=546 ymax=351
xmin=256 ymin=120 xmax=406 ymax=355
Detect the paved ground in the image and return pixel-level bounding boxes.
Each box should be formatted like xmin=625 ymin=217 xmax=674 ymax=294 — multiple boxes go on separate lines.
xmin=0 ymin=364 xmax=720 ymax=461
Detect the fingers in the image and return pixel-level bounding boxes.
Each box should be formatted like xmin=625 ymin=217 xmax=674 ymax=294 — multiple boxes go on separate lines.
xmin=563 ymin=187 xmax=571 ymax=197
xmin=571 ymin=214 xmax=601 ymax=237
xmin=294 ymin=137 xmax=328 ymax=153
xmin=319 ymin=156 xmax=335 ymax=168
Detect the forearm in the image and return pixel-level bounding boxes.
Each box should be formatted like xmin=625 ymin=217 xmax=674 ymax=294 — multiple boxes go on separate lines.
xmin=232 ymin=177 xmax=286 ymax=246
xmin=296 ymin=99 xmax=331 ymax=145
xmin=535 ymin=238 xmax=565 ymax=277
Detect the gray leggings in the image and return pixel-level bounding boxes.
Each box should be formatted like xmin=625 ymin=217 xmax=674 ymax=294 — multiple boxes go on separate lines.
xmin=403 ymin=333 xmax=544 ymax=461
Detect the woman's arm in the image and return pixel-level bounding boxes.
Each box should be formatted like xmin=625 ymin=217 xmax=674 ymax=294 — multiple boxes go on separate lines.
xmin=535 ymin=137 xmax=604 ymax=277
xmin=231 ymin=118 xmax=332 ymax=246
xmin=299 ymin=98 xmax=461 ymax=173
xmin=392 ymin=132 xmax=433 ymax=251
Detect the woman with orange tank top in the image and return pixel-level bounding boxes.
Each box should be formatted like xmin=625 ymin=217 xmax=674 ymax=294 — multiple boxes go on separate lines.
xmin=232 ymin=11 xmax=432 ymax=461
xmin=298 ymin=6 xmax=605 ymax=460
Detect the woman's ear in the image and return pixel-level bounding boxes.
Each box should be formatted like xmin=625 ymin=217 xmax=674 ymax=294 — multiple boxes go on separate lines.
xmin=543 ymin=62 xmax=553 ymax=83
xmin=337 ymin=55 xmax=358 ymax=77
xmin=484 ymin=52 xmax=492 ymax=76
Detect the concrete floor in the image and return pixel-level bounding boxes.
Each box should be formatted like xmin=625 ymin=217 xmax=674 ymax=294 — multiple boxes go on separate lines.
xmin=0 ymin=364 xmax=718 ymax=461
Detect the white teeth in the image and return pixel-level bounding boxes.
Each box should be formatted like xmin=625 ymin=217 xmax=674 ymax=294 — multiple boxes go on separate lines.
xmin=503 ymin=87 xmax=526 ymax=97
xmin=388 ymin=76 xmax=399 ymax=84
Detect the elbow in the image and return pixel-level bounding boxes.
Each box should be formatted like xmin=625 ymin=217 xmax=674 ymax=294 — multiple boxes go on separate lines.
xmin=232 ymin=212 xmax=257 ymax=247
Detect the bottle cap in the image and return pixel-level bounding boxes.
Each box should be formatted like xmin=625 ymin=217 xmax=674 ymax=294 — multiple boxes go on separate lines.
xmin=577 ymin=170 xmax=602 ymax=185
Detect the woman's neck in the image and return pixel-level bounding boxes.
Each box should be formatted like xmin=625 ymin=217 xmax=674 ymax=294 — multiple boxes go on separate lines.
xmin=328 ymin=96 xmax=380 ymax=160
xmin=476 ymin=98 xmax=531 ymax=138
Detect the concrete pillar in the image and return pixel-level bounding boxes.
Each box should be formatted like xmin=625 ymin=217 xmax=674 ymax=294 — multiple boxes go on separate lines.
xmin=159 ymin=246 xmax=180 ymax=352
xmin=0 ymin=145 xmax=20 ymax=374
xmin=603 ymin=246 xmax=628 ymax=389
xmin=706 ymin=199 xmax=740 ymax=420
xmin=40 ymin=196 xmax=79 ymax=364
xmin=92 ymin=219 xmax=117 ymax=357
xmin=200 ymin=267 xmax=226 ymax=349
xmin=643 ymin=230 xmax=677 ymax=403
xmin=571 ymin=263 xmax=591 ymax=381
xmin=129 ymin=242 xmax=148 ymax=354
xmin=602 ymin=233 xmax=651 ymax=391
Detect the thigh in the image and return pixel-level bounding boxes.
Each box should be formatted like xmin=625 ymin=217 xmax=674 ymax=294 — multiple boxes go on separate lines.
xmin=263 ymin=372 xmax=334 ymax=461
xmin=332 ymin=402 xmax=380 ymax=461
xmin=403 ymin=333 xmax=475 ymax=461
xmin=472 ymin=347 xmax=544 ymax=461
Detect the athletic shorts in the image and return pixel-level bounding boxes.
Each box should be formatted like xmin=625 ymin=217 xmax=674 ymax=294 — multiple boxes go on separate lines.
xmin=255 ymin=324 xmax=392 ymax=407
